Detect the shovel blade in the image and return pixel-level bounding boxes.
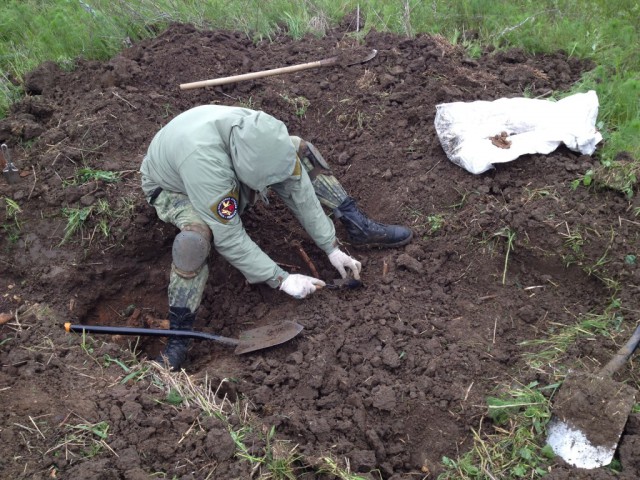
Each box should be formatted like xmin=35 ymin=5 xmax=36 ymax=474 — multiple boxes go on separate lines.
xmin=1 ymin=144 xmax=18 ymax=184
xmin=346 ymin=48 xmax=378 ymax=66
xmin=547 ymin=417 xmax=619 ymax=469
xmin=3 ymin=167 xmax=19 ymax=184
xmin=546 ymin=371 xmax=636 ymax=468
xmin=234 ymin=320 xmax=303 ymax=354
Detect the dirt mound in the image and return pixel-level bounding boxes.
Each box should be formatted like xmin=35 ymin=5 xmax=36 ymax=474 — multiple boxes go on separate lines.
xmin=1 ymin=22 xmax=639 ymax=479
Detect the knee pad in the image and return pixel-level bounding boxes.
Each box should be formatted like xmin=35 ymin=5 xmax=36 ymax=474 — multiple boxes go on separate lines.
xmin=172 ymin=224 xmax=211 ymax=278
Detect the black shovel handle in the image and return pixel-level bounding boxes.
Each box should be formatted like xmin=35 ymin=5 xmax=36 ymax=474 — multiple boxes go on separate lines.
xmin=600 ymin=323 xmax=640 ymax=377
xmin=64 ymin=323 xmax=239 ymax=347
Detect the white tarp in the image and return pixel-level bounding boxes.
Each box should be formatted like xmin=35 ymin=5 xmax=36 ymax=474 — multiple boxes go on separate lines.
xmin=434 ymin=90 xmax=603 ymax=174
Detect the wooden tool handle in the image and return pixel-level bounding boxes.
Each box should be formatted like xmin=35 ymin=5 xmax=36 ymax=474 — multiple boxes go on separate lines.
xmin=180 ymin=57 xmax=337 ymax=90
xmin=600 ymin=323 xmax=640 ymax=376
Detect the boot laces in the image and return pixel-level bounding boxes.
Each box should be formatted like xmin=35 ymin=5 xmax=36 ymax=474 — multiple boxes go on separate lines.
xmin=343 ymin=201 xmax=385 ymax=234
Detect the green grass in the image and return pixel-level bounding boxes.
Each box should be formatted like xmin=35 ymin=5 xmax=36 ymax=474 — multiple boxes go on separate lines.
xmin=2 ymin=197 xmax=22 ymax=243
xmin=520 ymin=300 xmax=624 ymax=373
xmin=73 ymin=167 xmax=121 ymax=185
xmin=0 ymin=1 xmax=638 ymax=166
xmin=60 ymin=206 xmax=93 ymax=245
xmin=492 ymin=227 xmax=516 ymax=285
xmin=439 ymin=381 xmax=557 ymax=479
xmin=59 ymin=196 xmax=135 ymax=245
xmin=46 ymin=420 xmax=112 ymax=460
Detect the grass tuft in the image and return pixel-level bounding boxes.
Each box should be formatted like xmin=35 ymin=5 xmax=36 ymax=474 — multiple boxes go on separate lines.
xmin=439 ymin=381 xmax=555 ymax=480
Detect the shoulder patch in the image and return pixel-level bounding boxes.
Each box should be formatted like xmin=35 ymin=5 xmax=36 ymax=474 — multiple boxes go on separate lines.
xmin=210 ymin=189 xmax=239 ymax=224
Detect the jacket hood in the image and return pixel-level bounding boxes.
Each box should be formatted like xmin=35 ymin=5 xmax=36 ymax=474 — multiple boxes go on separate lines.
xmin=229 ymin=111 xmax=296 ymax=191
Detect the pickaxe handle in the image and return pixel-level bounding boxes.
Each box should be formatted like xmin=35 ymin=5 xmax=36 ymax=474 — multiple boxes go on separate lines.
xmin=180 ymin=57 xmax=337 ymax=90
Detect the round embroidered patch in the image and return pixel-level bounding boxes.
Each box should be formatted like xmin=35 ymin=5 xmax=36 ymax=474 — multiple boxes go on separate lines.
xmin=217 ymin=196 xmax=238 ymax=220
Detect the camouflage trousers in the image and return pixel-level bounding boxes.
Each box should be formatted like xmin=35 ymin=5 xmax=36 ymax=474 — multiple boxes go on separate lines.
xmin=147 ymin=189 xmax=209 ymax=313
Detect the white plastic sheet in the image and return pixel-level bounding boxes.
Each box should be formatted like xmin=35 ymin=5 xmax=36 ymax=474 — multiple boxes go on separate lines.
xmin=434 ymin=90 xmax=603 ymax=174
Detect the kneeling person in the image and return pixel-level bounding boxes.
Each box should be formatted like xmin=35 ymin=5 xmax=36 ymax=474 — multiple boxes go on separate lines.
xmin=140 ymin=105 xmax=412 ymax=370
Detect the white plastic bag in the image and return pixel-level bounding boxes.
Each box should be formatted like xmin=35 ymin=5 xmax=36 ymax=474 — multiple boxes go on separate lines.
xmin=434 ymin=90 xmax=603 ymax=174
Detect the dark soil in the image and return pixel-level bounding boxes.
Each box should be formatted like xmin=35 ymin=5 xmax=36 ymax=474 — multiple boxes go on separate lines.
xmin=1 ymin=21 xmax=640 ymax=480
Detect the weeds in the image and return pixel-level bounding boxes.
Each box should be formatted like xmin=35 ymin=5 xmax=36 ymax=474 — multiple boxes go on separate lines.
xmin=522 ymin=186 xmax=559 ymax=205
xmin=102 ymin=353 xmax=151 ymax=384
xmin=492 ymin=227 xmax=516 ymax=285
xmin=317 ymin=455 xmax=372 ymax=480
xmin=47 ymin=420 xmax=113 ymax=460
xmin=120 ymin=363 xmax=152 ymax=384
xmin=427 ymin=214 xmax=445 ymax=234
xmin=279 ymin=94 xmax=310 ymax=117
xmin=70 ymin=421 xmax=110 ymax=441
xmin=2 ymin=197 xmax=22 ymax=243
xmin=149 ymin=364 xmax=369 ymax=479
xmin=238 ymin=96 xmax=256 ymax=110
xmin=439 ymin=382 xmax=555 ymax=480
xmin=165 ymin=388 xmax=185 ymax=406
xmin=570 ymin=169 xmax=594 ymax=191
xmin=596 ymin=160 xmax=638 ymax=198
xmin=150 ymin=364 xmax=304 ymax=479
xmin=152 ymin=365 xmax=229 ymax=417
xmin=406 ymin=207 xmax=446 ymax=238
xmin=4 ymin=197 xmax=22 ymax=227
xmin=232 ymin=425 xmax=301 ymax=479
xmin=571 ymin=160 xmax=639 ymax=199
xmin=558 ymin=223 xmax=620 ymax=290
xmin=102 ymin=353 xmax=130 ymax=371
xmin=60 ymin=206 xmax=93 ymax=245
xmin=449 ymin=188 xmax=470 ymax=209
xmin=79 ymin=329 xmax=96 ymax=356
xmin=59 ymin=196 xmax=132 ymax=244
xmin=335 ymin=102 xmax=380 ymax=131
xmin=76 ymin=167 xmax=120 ymax=184
xmin=94 ymin=198 xmax=113 ymax=237
xmin=559 ymin=223 xmax=584 ymax=266
xmin=520 ymin=305 xmax=623 ymax=372
xmin=448 ymin=28 xmax=483 ymax=58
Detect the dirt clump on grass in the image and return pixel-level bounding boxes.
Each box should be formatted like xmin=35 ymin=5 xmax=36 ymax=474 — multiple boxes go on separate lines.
xmin=1 ymin=22 xmax=639 ymax=480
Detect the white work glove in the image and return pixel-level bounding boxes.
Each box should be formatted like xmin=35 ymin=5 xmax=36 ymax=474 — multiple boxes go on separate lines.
xmin=328 ymin=249 xmax=362 ymax=280
xmin=279 ymin=274 xmax=326 ymax=299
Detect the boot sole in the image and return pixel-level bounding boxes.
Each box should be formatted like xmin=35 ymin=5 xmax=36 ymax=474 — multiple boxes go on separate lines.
xmin=348 ymin=230 xmax=414 ymax=249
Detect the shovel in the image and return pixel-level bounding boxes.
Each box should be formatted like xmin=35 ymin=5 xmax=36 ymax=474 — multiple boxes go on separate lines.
xmin=546 ymin=323 xmax=640 ymax=469
xmin=180 ymin=49 xmax=378 ymax=90
xmin=64 ymin=320 xmax=304 ymax=355
xmin=1 ymin=144 xmax=19 ymax=184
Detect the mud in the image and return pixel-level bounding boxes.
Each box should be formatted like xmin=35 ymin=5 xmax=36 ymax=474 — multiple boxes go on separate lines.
xmin=1 ymin=20 xmax=639 ymax=480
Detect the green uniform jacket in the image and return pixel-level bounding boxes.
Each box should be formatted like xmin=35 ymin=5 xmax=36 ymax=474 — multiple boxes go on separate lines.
xmin=140 ymin=105 xmax=336 ymax=287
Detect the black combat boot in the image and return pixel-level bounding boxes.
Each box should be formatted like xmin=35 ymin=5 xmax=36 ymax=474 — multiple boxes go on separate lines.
xmin=335 ymin=197 xmax=413 ymax=248
xmin=156 ymin=306 xmax=195 ymax=371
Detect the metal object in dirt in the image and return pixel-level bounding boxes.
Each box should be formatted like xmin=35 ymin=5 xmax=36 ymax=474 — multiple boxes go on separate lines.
xmin=546 ymin=323 xmax=640 ymax=468
xmin=324 ymin=278 xmax=363 ymax=290
xmin=64 ymin=320 xmax=304 ymax=355
xmin=179 ymin=49 xmax=378 ymax=90
xmin=1 ymin=144 xmax=19 ymax=184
